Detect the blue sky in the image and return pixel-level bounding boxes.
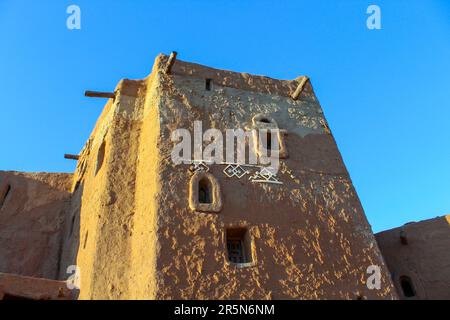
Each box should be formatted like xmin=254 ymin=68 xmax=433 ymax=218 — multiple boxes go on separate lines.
xmin=0 ymin=0 xmax=449 ymax=232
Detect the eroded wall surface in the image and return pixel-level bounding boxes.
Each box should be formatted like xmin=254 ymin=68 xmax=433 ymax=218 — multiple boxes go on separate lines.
xmin=52 ymin=84 xmax=149 ymax=292
xmin=376 ymin=215 xmax=450 ymax=299
xmin=0 ymin=171 xmax=72 ymax=279
xmin=151 ymin=56 xmax=397 ymax=299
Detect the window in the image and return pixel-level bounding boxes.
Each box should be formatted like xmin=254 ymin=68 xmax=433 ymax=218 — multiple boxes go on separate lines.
xmin=95 ymin=141 xmax=106 ymax=176
xmin=205 ymin=78 xmax=212 ymax=91
xmin=264 ymin=130 xmax=272 ymax=151
xmin=0 ymin=184 xmax=11 ymax=209
xmin=400 ymin=276 xmax=416 ymax=298
xmin=251 ymin=114 xmax=289 ymax=159
xmin=189 ymin=172 xmax=222 ymax=213
xmin=227 ymin=239 xmax=245 ymax=263
xmin=252 ymin=114 xmax=278 ymax=128
xmin=198 ymin=178 xmax=212 ymax=204
xmin=226 ymin=228 xmax=253 ymax=264
xmin=400 ymin=230 xmax=408 ymax=245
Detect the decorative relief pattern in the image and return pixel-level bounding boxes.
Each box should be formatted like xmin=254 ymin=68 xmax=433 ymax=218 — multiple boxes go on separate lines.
xmin=223 ymin=164 xmax=250 ymax=179
xmin=188 ymin=160 xmax=210 ymax=174
xmin=182 ymin=159 xmax=284 ymax=185
xmin=248 ymin=168 xmax=282 ymax=185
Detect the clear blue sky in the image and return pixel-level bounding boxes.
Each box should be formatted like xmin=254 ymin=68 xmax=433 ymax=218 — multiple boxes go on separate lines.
xmin=0 ymin=0 xmax=449 ymax=232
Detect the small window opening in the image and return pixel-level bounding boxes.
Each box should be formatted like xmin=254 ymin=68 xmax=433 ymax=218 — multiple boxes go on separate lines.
xmin=259 ymin=118 xmax=271 ymax=124
xmin=189 ymin=172 xmax=223 ymax=213
xmin=400 ymin=276 xmax=416 ymax=298
xmin=259 ymin=130 xmax=275 ymax=153
xmin=266 ymin=131 xmax=272 ymax=150
xmin=205 ymin=79 xmax=212 ymax=91
xmin=95 ymin=141 xmax=106 ymax=176
xmin=198 ymin=178 xmax=212 ymax=204
xmin=226 ymin=228 xmax=252 ymax=264
xmin=400 ymin=230 xmax=408 ymax=245
xmin=0 ymin=184 xmax=11 ymax=209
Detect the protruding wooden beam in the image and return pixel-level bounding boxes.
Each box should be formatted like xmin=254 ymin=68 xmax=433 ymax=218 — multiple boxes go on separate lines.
xmin=64 ymin=154 xmax=80 ymax=161
xmin=85 ymin=91 xmax=115 ymax=99
xmin=164 ymin=51 xmax=178 ymax=75
xmin=291 ymin=76 xmax=309 ymax=101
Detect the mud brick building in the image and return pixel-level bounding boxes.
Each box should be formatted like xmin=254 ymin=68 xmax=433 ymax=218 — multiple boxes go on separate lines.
xmin=0 ymin=53 xmax=447 ymax=300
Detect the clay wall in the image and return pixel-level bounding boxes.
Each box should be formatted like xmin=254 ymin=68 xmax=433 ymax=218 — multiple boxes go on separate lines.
xmin=0 ymin=171 xmax=72 ymax=279
xmin=376 ymin=215 xmax=450 ymax=299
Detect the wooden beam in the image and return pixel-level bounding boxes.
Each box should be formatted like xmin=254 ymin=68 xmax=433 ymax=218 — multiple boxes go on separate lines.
xmin=291 ymin=76 xmax=309 ymax=101
xmin=64 ymin=154 xmax=80 ymax=161
xmin=164 ymin=51 xmax=178 ymax=75
xmin=85 ymin=91 xmax=115 ymax=99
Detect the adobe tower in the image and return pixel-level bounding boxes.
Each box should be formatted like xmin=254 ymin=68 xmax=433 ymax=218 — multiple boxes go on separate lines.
xmin=0 ymin=53 xmax=398 ymax=300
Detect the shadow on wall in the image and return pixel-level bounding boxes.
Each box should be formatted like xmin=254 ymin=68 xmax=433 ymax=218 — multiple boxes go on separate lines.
xmin=57 ymin=182 xmax=83 ymax=300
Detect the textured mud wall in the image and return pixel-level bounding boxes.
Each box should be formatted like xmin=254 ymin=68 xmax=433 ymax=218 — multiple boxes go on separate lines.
xmin=0 ymin=272 xmax=73 ymax=300
xmin=151 ymin=56 xmax=397 ymax=299
xmin=129 ymin=70 xmax=161 ymax=299
xmin=58 ymin=95 xmax=116 ymax=296
xmin=59 ymin=54 xmax=398 ymax=299
xmin=58 ymin=74 xmax=155 ymax=299
xmin=376 ymin=215 xmax=450 ymax=299
xmin=0 ymin=171 xmax=72 ymax=279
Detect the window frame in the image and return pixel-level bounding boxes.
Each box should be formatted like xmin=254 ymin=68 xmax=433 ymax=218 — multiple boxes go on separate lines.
xmin=189 ymin=172 xmax=223 ymax=213
xmin=251 ymin=114 xmax=289 ymax=159
xmin=225 ymin=227 xmax=256 ymax=268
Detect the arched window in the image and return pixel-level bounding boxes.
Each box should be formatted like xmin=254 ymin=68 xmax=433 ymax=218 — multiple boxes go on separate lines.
xmin=189 ymin=172 xmax=222 ymax=213
xmin=400 ymin=276 xmax=416 ymax=298
xmin=252 ymin=114 xmax=278 ymax=128
xmin=251 ymin=114 xmax=289 ymax=159
xmin=198 ymin=178 xmax=212 ymax=204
